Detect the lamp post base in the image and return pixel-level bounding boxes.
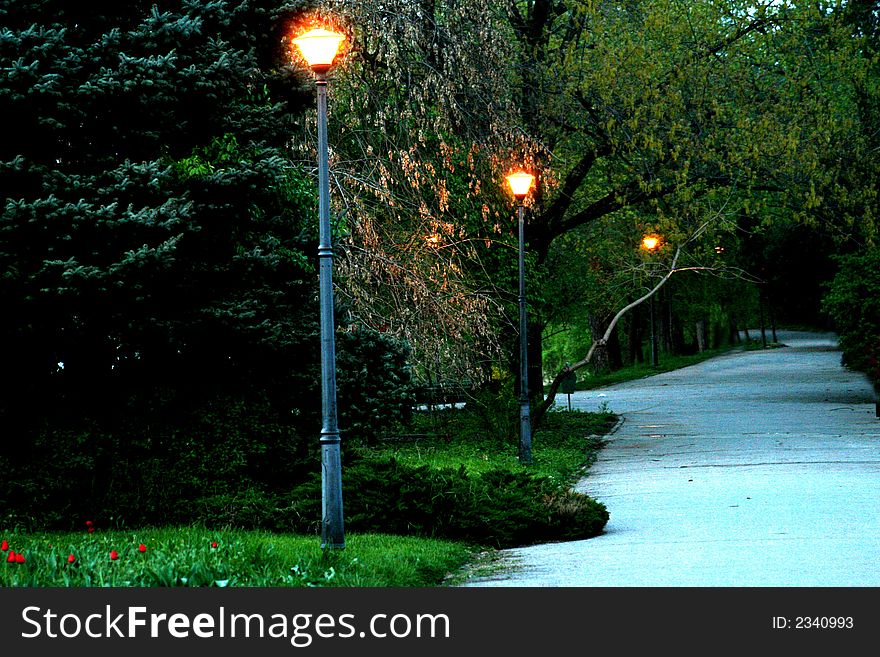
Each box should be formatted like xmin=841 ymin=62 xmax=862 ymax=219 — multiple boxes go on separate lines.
xmin=321 ymin=439 xmax=345 ymax=550
xmin=519 ymin=399 xmax=533 ymax=464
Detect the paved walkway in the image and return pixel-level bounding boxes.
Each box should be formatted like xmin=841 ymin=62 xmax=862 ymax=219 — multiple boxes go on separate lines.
xmin=463 ymin=331 xmax=880 ymax=586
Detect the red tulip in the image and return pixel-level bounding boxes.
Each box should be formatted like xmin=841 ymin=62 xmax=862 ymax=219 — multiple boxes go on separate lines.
xmin=6 ymin=551 xmax=15 ymax=563
xmin=138 ymin=544 xmax=147 ymax=553
xmin=88 ymin=527 xmax=95 ymax=534
xmin=109 ymin=550 xmax=119 ymax=561
xmin=15 ymin=553 xmax=25 ymax=564
xmin=211 ymin=541 xmax=218 ymax=549
xmin=85 ymin=520 xmax=94 ymax=527
xmin=67 ymin=554 xmax=76 ymax=564
xmin=1 ymin=540 xmax=8 ymax=551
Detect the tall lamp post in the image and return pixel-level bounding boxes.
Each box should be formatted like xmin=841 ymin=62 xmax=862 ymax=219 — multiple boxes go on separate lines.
xmin=642 ymin=234 xmax=661 ymax=367
xmin=293 ymin=26 xmax=346 ymax=549
xmin=506 ymin=171 xmax=536 ymax=465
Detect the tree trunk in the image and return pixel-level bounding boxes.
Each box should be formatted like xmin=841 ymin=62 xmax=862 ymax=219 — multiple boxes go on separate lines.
xmin=770 ymin=303 xmax=778 ymax=343
xmin=661 ymin=287 xmax=674 ymax=353
xmin=607 ymin=320 xmax=623 ymax=370
xmin=627 ymin=305 xmax=644 ymax=364
xmin=759 ymin=290 xmax=767 ymax=348
xmin=729 ymin=319 xmax=741 ymax=345
xmin=695 ymin=320 xmax=707 ymax=353
xmin=590 ymin=314 xmax=612 ymax=373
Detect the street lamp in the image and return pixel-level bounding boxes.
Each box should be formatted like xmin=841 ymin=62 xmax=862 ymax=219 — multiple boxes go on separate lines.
xmin=506 ymin=170 xmax=535 ymax=464
xmin=642 ymin=234 xmax=661 ymax=367
xmin=642 ymin=235 xmax=660 ymax=252
xmin=293 ymin=25 xmax=346 ymax=550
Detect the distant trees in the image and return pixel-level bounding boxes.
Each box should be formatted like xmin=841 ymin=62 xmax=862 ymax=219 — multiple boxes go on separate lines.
xmin=509 ymin=0 xmax=880 ymax=385
xmin=301 ymin=0 xmax=876 ymax=410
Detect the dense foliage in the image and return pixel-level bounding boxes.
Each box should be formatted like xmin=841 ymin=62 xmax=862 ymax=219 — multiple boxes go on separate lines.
xmin=0 ymin=0 xmax=412 ymax=528
xmin=301 ymin=0 xmax=880 ymax=395
xmin=822 ymin=249 xmax=880 ymax=391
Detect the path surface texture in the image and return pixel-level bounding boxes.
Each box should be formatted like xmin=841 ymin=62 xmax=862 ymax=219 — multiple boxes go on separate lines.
xmin=465 ymin=331 xmax=880 ymax=586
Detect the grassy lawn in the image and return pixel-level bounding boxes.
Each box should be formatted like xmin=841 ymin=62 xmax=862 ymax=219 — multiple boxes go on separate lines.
xmin=1 ymin=527 xmax=470 ymax=587
xmin=2 ymin=409 xmax=616 ymax=587
xmin=377 ymin=408 xmax=615 ymax=486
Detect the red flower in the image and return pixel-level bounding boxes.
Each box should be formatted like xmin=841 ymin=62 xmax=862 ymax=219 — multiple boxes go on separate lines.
xmin=138 ymin=544 xmax=147 ymax=553
xmin=15 ymin=553 xmax=25 ymax=564
xmin=6 ymin=551 xmax=15 ymax=563
xmin=1 ymin=539 xmax=8 ymax=551
xmin=211 ymin=541 xmax=218 ymax=549
xmin=109 ymin=550 xmax=119 ymax=561
xmin=67 ymin=554 xmax=76 ymax=564
xmin=85 ymin=520 xmax=94 ymax=527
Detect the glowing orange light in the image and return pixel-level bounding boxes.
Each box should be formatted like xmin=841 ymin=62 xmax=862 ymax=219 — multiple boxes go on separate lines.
xmin=642 ymin=235 xmax=661 ymax=251
xmin=293 ymin=27 xmax=346 ymax=73
xmin=505 ymin=171 xmax=535 ymax=199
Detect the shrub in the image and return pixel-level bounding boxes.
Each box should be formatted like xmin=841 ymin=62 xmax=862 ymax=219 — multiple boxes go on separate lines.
xmin=542 ymin=490 xmax=611 ymax=540
xmin=336 ymin=329 xmax=415 ymax=445
xmin=285 ymin=457 xmax=609 ymax=548
xmin=465 ymin=379 xmax=519 ymax=446
xmin=822 ymin=249 xmax=880 ymax=391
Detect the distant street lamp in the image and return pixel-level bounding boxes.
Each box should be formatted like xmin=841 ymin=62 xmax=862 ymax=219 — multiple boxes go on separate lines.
xmin=293 ymin=26 xmax=346 ymax=550
xmin=642 ymin=235 xmax=660 ymax=252
xmin=642 ymin=234 xmax=662 ymax=367
xmin=506 ymin=170 xmax=536 ymax=464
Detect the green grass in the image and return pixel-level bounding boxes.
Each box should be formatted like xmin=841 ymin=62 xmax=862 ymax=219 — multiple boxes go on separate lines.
xmin=377 ymin=408 xmax=615 ymax=486
xmin=0 ymin=527 xmax=471 ymax=587
xmin=2 ymin=407 xmax=619 ymax=587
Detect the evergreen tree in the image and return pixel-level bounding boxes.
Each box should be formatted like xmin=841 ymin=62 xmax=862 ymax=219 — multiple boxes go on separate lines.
xmin=0 ymin=0 xmax=411 ymax=526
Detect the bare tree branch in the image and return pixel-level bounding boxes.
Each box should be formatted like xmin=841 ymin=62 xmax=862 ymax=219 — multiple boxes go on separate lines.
xmin=532 ymin=244 xmax=683 ymax=430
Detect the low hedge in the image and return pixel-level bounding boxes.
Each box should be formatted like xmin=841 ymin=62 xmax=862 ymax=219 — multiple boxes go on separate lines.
xmin=281 ymin=457 xmax=609 ymax=549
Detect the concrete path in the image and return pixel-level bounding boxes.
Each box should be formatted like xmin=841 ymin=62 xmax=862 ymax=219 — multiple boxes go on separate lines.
xmin=463 ymin=331 xmax=880 ymax=586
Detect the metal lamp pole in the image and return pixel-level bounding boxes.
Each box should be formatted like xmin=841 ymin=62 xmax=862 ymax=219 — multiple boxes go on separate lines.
xmin=315 ymin=69 xmax=344 ymax=549
xmin=516 ymin=201 xmax=533 ymax=464
xmin=506 ymin=171 xmax=535 ymax=465
xmin=293 ymin=27 xmax=346 ymax=550
xmin=642 ymin=234 xmax=661 ymax=368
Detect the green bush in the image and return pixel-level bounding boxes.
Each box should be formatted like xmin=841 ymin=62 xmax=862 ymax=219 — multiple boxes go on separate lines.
xmin=336 ymin=329 xmax=415 ymax=445
xmin=285 ymin=457 xmax=609 ymax=548
xmin=822 ymin=249 xmax=880 ymax=391
xmin=0 ymin=392 xmax=311 ymax=531
xmin=465 ymin=380 xmax=519 ymax=446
